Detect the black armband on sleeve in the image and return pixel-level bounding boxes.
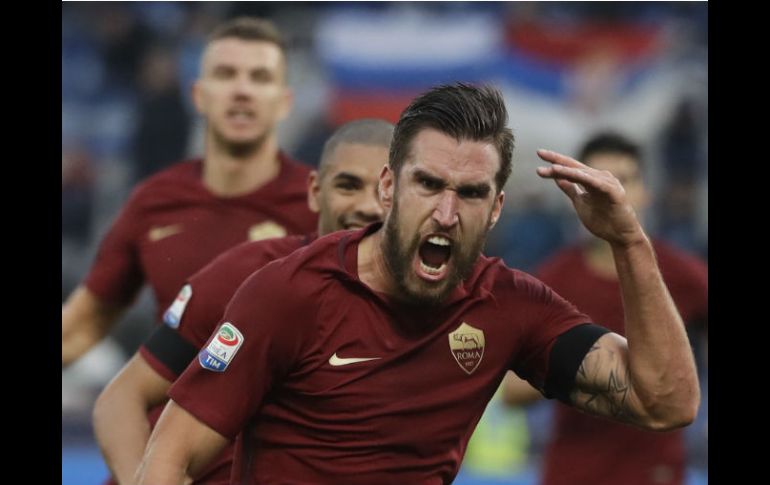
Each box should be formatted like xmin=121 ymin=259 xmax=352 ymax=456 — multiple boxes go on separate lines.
xmin=143 ymin=325 xmax=199 ymax=377
xmin=543 ymin=323 xmax=611 ymax=404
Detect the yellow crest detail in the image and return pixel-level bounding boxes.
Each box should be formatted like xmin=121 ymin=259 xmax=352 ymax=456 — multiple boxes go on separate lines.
xmin=248 ymin=221 xmax=287 ymax=241
xmin=448 ymin=322 xmax=485 ymax=375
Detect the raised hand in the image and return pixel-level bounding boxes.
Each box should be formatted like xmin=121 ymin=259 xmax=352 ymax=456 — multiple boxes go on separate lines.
xmin=535 ymin=149 xmax=645 ymax=247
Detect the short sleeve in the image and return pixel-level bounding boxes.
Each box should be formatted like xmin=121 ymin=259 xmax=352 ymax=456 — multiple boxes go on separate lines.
xmin=83 ymin=189 xmax=144 ymax=305
xmin=507 ymin=273 xmax=592 ymax=392
xmin=168 ymin=261 xmax=312 ymax=439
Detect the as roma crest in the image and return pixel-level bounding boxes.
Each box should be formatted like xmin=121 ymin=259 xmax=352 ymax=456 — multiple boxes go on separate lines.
xmin=448 ymin=322 xmax=485 ymax=375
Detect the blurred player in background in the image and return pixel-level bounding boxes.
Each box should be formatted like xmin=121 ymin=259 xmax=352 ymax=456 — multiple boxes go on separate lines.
xmin=92 ymin=118 xmax=392 ymax=485
xmin=136 ymin=83 xmax=699 ymax=485
xmin=503 ymin=132 xmax=708 ymax=485
xmin=62 ymin=17 xmax=317 ymax=367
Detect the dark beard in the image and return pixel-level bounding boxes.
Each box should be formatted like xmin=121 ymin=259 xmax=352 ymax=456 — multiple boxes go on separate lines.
xmin=382 ymin=197 xmax=488 ymax=308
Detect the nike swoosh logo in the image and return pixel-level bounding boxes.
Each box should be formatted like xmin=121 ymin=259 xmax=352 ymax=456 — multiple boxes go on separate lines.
xmin=328 ymin=352 xmax=382 ymax=366
xmin=148 ymin=224 xmax=183 ymax=242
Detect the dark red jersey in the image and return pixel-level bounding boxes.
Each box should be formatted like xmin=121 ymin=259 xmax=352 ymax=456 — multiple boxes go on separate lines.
xmin=537 ymin=241 xmax=708 ymax=485
xmin=170 ymin=224 xmax=591 ymax=485
xmin=137 ymin=233 xmax=315 ymax=485
xmin=84 ymin=154 xmax=317 ymax=321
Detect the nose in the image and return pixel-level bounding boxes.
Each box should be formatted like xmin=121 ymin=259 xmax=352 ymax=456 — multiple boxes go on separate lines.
xmin=356 ymin=191 xmax=385 ymax=222
xmin=433 ymin=190 xmax=459 ymax=228
xmin=232 ymin=74 xmax=255 ymax=98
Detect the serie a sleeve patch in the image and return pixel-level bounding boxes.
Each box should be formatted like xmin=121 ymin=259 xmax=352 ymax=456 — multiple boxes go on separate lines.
xmin=198 ymin=322 xmax=245 ymax=372
xmin=163 ymin=284 xmax=193 ymax=329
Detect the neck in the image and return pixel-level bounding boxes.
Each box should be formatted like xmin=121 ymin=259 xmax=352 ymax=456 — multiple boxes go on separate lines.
xmin=358 ymin=230 xmax=396 ymax=295
xmin=202 ymin=132 xmax=282 ymax=197
xmin=583 ymin=238 xmax=618 ymax=279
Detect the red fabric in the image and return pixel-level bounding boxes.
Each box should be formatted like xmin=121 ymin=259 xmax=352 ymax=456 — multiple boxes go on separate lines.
xmin=138 ymin=234 xmax=314 ymax=485
xmin=170 ymin=224 xmax=590 ymax=484
xmin=505 ymin=20 xmax=664 ymax=65
xmin=83 ymin=154 xmax=317 ymax=321
xmin=537 ymin=241 xmax=708 ymax=485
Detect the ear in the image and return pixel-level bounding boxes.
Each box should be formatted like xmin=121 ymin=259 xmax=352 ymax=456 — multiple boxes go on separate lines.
xmin=379 ymin=165 xmax=394 ymax=210
xmin=307 ymin=170 xmax=321 ymax=213
xmin=488 ymin=191 xmax=505 ymax=229
xmin=191 ymin=79 xmax=205 ymax=115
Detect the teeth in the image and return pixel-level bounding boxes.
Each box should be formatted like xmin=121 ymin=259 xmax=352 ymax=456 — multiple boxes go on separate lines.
xmin=420 ymin=261 xmax=446 ymax=275
xmin=427 ymin=236 xmax=450 ymax=246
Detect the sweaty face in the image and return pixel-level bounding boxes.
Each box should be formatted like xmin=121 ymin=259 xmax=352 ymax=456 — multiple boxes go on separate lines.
xmin=193 ymin=38 xmax=290 ymax=153
xmin=380 ymin=129 xmax=504 ymax=307
xmin=311 ymin=143 xmax=388 ymax=235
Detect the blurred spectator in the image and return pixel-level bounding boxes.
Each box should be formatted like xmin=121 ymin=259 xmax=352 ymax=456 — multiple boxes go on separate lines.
xmin=503 ymin=132 xmax=708 ymax=485
xmin=132 ymin=45 xmax=190 ymax=182
xmin=62 ymin=145 xmax=96 ymax=244
xmin=462 ymin=389 xmax=531 ymax=479
xmin=486 ymin=194 xmax=567 ymax=273
xmin=662 ymin=99 xmax=704 ymax=184
xmin=89 ymin=4 xmax=154 ymax=91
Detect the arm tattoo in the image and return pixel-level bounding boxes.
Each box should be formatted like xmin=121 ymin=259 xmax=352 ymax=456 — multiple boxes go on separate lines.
xmin=569 ymin=343 xmax=637 ymax=424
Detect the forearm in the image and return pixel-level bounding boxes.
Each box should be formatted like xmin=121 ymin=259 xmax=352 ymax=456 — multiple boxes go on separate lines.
xmin=93 ymin=390 xmax=153 ymax=484
xmin=62 ymin=323 xmax=103 ymax=366
xmin=137 ymin=450 xmax=189 ymax=485
xmin=137 ymin=400 xmax=229 ymax=485
xmin=62 ymin=287 xmax=124 ymax=366
xmin=612 ymin=236 xmax=700 ymax=425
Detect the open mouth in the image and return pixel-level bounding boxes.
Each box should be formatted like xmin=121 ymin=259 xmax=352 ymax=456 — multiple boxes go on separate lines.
xmin=415 ymin=235 xmax=452 ymax=281
xmin=226 ymin=107 xmax=256 ymax=124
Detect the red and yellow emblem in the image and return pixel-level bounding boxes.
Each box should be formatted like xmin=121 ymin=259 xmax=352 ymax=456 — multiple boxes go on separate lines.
xmin=448 ymin=322 xmax=485 ymax=375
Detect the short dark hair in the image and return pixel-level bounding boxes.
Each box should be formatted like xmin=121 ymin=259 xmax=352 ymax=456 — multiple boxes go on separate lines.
xmin=207 ymin=17 xmax=286 ymax=53
xmin=319 ymin=119 xmax=395 ymax=179
xmin=578 ymin=132 xmax=642 ymax=168
xmin=389 ymin=83 xmax=514 ymax=193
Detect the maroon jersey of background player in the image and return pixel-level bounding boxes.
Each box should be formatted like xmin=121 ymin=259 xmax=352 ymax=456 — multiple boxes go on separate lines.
xmin=169 ymin=224 xmax=595 ymax=485
xmin=538 ymin=241 xmax=708 ymax=485
xmin=137 ymin=232 xmax=316 ymax=485
xmin=83 ymin=155 xmax=317 ymax=321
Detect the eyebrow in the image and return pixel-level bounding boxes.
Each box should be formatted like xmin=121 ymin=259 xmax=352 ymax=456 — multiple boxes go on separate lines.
xmin=331 ymin=172 xmax=364 ymax=184
xmin=413 ymin=169 xmax=492 ymax=196
xmin=457 ymin=182 xmax=492 ymax=198
xmin=413 ymin=169 xmax=447 ymax=188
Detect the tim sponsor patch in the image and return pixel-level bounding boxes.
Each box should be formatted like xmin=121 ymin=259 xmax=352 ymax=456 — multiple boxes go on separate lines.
xmin=198 ymin=322 xmax=244 ymax=372
xmin=163 ymin=284 xmax=192 ymax=329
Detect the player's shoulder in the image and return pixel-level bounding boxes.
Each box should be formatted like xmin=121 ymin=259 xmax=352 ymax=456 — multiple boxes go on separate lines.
xmin=225 ymin=235 xmax=338 ymax=321
xmin=199 ymin=233 xmax=313 ymax=282
xmin=126 ymin=159 xmax=204 ymax=205
xmin=471 ymin=255 xmax=553 ymax=299
xmin=278 ymin=152 xmax=313 ymax=183
xmin=264 ymin=229 xmax=347 ymax=275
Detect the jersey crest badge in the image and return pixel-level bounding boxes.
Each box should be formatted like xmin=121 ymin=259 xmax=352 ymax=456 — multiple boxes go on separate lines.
xmin=163 ymin=284 xmax=192 ymax=329
xmin=248 ymin=221 xmax=287 ymax=241
xmin=448 ymin=322 xmax=485 ymax=375
xmin=198 ymin=322 xmax=244 ymax=372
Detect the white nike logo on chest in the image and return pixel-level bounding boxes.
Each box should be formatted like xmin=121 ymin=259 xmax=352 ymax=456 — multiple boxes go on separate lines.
xmin=328 ymin=352 xmax=382 ymax=366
